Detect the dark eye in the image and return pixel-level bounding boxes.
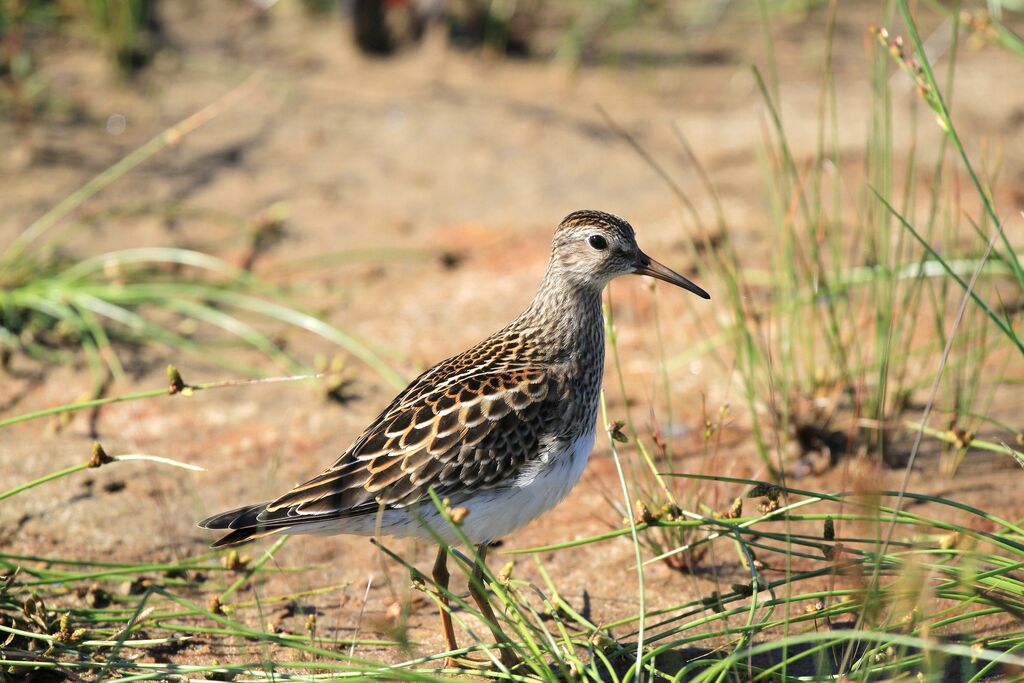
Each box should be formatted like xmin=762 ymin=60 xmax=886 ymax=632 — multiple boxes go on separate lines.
xmin=588 ymin=234 xmax=608 ymax=250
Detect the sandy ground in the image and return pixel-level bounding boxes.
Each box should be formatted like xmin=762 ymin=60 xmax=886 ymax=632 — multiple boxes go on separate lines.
xmin=3 ymin=0 xmax=1024 ymax=674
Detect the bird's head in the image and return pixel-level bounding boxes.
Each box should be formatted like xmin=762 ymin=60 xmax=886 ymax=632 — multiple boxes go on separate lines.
xmin=549 ymin=209 xmax=710 ymax=299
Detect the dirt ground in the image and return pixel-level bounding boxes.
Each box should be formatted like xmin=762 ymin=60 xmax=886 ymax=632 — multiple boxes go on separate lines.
xmin=3 ymin=0 xmax=1024 ymax=673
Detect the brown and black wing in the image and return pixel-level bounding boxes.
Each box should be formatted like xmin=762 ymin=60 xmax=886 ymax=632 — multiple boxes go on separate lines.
xmin=199 ymin=365 xmax=562 ymax=547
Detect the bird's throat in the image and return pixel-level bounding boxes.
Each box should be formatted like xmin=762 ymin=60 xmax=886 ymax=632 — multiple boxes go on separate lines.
xmin=515 ymin=277 xmax=605 ymax=366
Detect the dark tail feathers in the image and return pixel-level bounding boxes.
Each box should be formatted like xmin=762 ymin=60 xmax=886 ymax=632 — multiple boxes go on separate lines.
xmin=198 ymin=502 xmax=288 ymax=548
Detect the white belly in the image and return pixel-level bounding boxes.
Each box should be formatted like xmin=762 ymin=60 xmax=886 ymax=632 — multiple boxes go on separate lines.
xmin=461 ymin=426 xmax=597 ymax=544
xmin=326 ymin=426 xmax=598 ymax=545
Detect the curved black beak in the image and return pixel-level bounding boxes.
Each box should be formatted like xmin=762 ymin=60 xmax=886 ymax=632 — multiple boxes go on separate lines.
xmin=634 ymin=252 xmax=710 ymax=300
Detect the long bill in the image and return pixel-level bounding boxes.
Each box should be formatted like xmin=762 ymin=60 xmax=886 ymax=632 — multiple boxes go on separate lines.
xmin=634 ymin=252 xmax=710 ymax=300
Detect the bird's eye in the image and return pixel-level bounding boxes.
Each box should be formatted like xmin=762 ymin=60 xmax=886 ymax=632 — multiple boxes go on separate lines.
xmin=588 ymin=235 xmax=608 ymax=250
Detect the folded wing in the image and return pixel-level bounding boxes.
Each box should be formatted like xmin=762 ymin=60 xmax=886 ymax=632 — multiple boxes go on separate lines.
xmin=200 ymin=364 xmax=562 ymax=546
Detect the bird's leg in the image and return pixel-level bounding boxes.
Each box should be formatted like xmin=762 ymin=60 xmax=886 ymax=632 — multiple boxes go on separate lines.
xmin=467 ymin=543 xmax=518 ymax=669
xmin=431 ymin=545 xmax=460 ymax=664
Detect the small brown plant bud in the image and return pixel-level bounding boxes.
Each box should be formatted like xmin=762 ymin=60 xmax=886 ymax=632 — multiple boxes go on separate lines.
xmin=634 ymin=500 xmax=656 ymax=525
xmin=719 ymin=497 xmax=743 ymax=519
xmin=55 ymin=613 xmax=72 ymax=642
xmin=805 ymin=599 xmax=825 ymax=614
xmin=221 ymin=550 xmax=250 ymax=572
xmin=609 ymin=420 xmax=629 ymax=443
xmin=88 ymin=441 xmax=113 ymax=468
xmin=208 ymin=596 xmax=225 ymax=615
xmin=951 ymin=428 xmax=974 ymax=450
xmin=449 ymin=507 xmax=469 ymax=525
xmin=167 ymin=364 xmax=186 ymax=394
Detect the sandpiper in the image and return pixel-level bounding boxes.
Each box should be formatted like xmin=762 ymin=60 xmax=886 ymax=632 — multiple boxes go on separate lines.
xmin=199 ymin=209 xmax=709 ymax=666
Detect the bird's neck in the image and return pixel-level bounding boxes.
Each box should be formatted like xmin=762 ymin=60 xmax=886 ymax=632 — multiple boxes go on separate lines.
xmin=513 ymin=269 xmax=606 ymax=364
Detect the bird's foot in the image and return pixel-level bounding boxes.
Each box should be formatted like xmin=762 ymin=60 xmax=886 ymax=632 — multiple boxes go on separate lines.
xmin=443 ymin=648 xmax=518 ymax=670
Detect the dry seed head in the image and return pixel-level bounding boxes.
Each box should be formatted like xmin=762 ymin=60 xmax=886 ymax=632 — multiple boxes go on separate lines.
xmin=823 ymin=517 xmax=835 ymax=541
xmin=208 ymin=595 xmax=225 ymax=615
xmin=55 ymin=613 xmax=72 ymax=641
xmin=951 ymin=428 xmax=974 ymax=450
xmin=88 ymin=441 xmax=113 ymax=468
xmin=221 ymin=550 xmax=250 ymax=572
xmin=609 ymin=420 xmax=629 ymax=443
xmin=498 ymin=562 xmax=514 ymax=585
xmin=634 ymin=500 xmax=656 ymax=525
xmin=659 ymin=503 xmax=682 ymax=522
xmin=871 ymin=25 xmax=943 ymax=115
xmin=167 ymin=365 xmax=186 ymax=395
xmin=23 ymin=594 xmax=48 ymax=630
xmin=449 ymin=506 xmax=469 ymax=525
xmin=719 ymin=497 xmax=743 ymax=519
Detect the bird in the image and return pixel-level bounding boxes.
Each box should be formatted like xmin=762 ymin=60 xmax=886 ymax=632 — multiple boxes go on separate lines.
xmin=198 ymin=209 xmax=709 ymax=667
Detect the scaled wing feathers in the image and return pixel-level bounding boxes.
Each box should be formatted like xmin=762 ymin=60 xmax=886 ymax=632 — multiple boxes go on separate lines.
xmin=255 ymin=365 xmax=561 ymax=526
